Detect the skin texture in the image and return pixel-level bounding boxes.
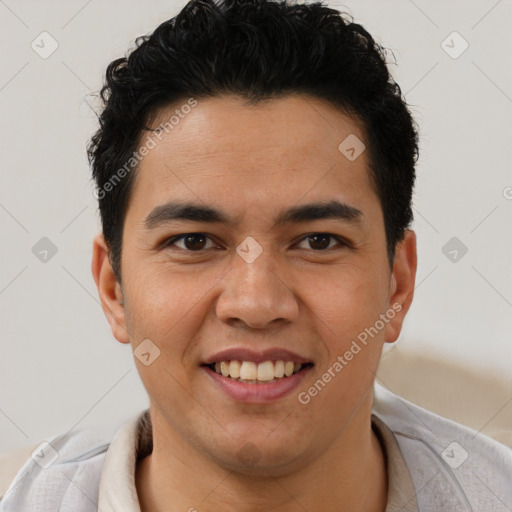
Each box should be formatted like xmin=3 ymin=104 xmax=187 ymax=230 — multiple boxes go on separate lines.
xmin=92 ymin=94 xmax=417 ymax=512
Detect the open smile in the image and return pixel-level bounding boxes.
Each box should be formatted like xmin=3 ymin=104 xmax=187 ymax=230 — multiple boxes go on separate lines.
xmin=201 ymin=360 xmax=314 ymax=403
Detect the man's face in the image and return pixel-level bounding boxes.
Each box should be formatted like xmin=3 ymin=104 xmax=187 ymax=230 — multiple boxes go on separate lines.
xmin=95 ymin=94 xmax=415 ymax=474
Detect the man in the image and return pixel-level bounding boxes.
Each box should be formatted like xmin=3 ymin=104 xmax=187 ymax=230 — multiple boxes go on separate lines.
xmin=1 ymin=0 xmax=511 ymax=510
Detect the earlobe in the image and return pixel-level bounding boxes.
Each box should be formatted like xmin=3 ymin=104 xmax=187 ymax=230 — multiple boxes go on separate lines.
xmin=384 ymin=229 xmax=417 ymax=343
xmin=91 ymin=233 xmax=130 ymax=344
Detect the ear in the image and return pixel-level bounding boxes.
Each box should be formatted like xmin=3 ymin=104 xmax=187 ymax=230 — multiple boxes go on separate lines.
xmin=384 ymin=229 xmax=417 ymax=343
xmin=91 ymin=233 xmax=130 ymax=344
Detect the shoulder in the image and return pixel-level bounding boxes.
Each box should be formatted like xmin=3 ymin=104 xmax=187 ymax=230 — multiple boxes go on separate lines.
xmin=0 ymin=427 xmax=111 ymax=511
xmin=373 ymin=383 xmax=512 ymax=511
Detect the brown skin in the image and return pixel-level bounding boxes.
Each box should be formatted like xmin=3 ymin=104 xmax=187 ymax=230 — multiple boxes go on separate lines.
xmin=92 ymin=94 xmax=417 ymax=512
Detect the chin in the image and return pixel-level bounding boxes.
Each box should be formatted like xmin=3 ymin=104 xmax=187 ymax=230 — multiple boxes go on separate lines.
xmin=207 ymin=436 xmax=309 ymax=477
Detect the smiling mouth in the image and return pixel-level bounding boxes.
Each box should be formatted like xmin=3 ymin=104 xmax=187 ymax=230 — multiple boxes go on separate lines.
xmin=203 ymin=360 xmax=314 ymax=384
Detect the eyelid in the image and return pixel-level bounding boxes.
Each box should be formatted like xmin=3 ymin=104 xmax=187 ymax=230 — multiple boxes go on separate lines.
xmin=162 ymin=233 xmax=220 ymax=250
xmin=294 ymin=233 xmax=349 ymax=250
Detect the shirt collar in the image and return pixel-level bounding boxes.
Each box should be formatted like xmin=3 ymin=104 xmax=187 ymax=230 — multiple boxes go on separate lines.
xmin=98 ymin=409 xmax=150 ymax=512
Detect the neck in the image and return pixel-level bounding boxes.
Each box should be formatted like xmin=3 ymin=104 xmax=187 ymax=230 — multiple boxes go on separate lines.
xmin=135 ymin=393 xmax=387 ymax=512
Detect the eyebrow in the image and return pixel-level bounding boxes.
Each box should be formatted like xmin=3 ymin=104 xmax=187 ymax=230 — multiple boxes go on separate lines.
xmin=144 ymin=200 xmax=363 ymax=229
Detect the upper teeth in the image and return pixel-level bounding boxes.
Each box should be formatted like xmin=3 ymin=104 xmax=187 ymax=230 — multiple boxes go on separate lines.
xmin=214 ymin=360 xmax=303 ymax=381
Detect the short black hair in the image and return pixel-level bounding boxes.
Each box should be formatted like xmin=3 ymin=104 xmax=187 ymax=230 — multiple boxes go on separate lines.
xmin=88 ymin=0 xmax=419 ymax=282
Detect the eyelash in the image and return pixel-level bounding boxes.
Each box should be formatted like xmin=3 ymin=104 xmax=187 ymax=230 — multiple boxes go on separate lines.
xmin=161 ymin=232 xmax=349 ymax=252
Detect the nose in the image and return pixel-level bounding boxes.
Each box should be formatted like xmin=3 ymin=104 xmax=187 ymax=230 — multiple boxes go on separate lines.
xmin=215 ymin=248 xmax=299 ymax=330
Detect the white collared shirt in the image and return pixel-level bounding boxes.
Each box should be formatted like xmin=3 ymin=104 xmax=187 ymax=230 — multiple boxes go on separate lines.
xmin=1 ymin=383 xmax=511 ymax=511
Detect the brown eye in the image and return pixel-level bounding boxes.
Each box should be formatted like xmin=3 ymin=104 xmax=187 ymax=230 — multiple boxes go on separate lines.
xmin=183 ymin=234 xmax=207 ymax=250
xmin=165 ymin=233 xmax=215 ymax=251
xmin=296 ymin=233 xmax=344 ymax=251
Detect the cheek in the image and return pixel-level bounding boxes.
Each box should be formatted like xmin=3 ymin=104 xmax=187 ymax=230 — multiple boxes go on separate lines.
xmin=122 ymin=269 xmax=201 ymax=409
xmin=311 ymin=266 xmax=389 ymax=400
xmin=123 ymin=265 xmax=222 ymax=357
xmin=305 ymin=263 xmax=388 ymax=344
xmin=301 ymin=273 xmax=385 ymax=411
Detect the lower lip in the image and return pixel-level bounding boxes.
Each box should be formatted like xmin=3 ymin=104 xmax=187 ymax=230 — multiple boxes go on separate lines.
xmin=201 ymin=365 xmax=313 ymax=404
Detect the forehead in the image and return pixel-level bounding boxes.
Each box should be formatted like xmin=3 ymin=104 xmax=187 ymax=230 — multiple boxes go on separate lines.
xmin=127 ymin=94 xmax=379 ymax=226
